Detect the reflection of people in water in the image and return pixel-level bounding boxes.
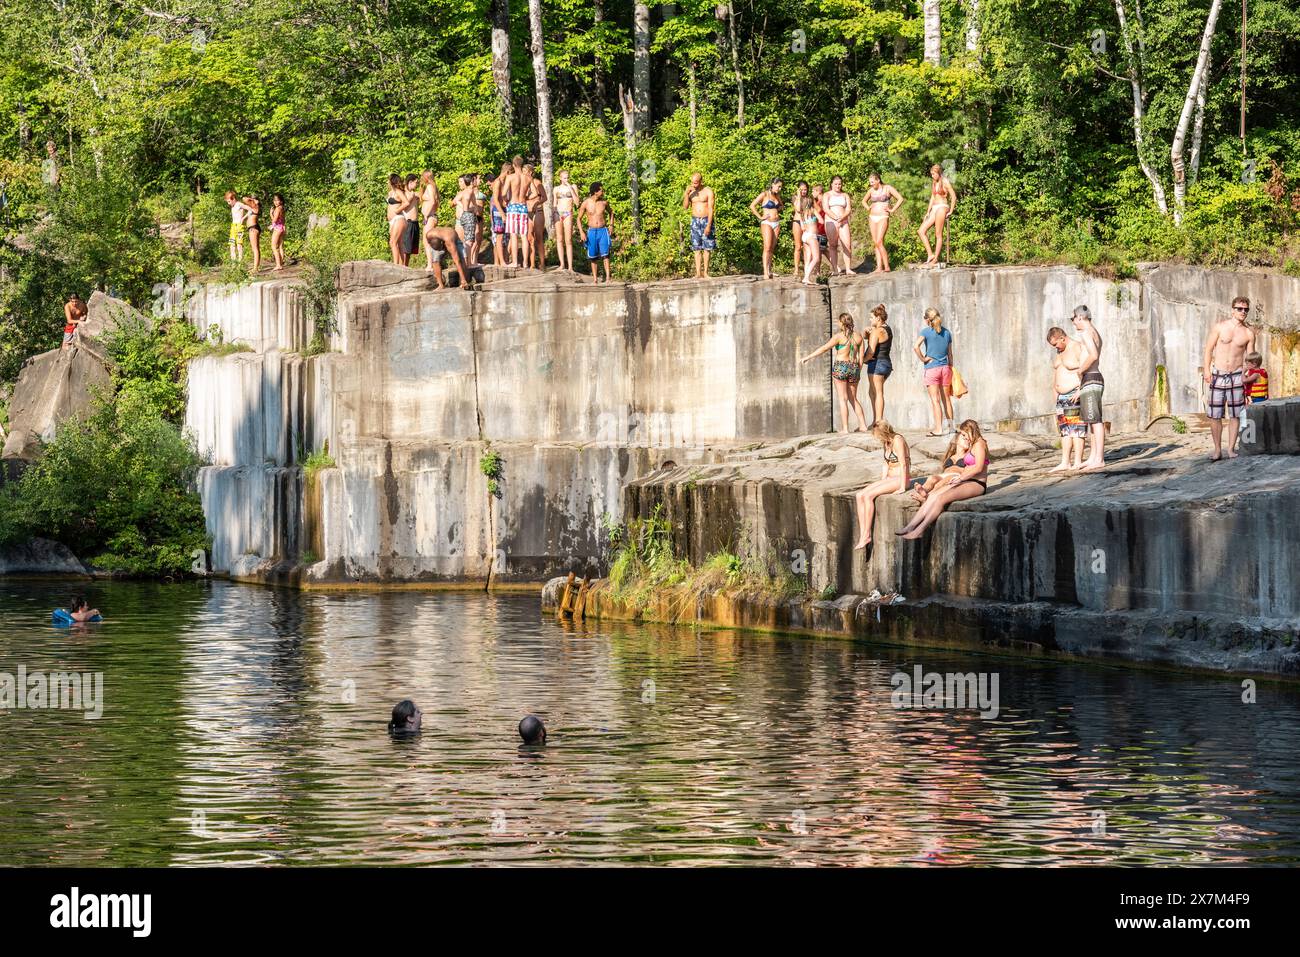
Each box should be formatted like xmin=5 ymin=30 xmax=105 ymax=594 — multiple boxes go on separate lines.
xmin=69 ymin=595 xmax=102 ymax=622
xmin=518 ymin=714 xmax=546 ymax=745
xmin=388 ymin=699 xmax=422 ymax=734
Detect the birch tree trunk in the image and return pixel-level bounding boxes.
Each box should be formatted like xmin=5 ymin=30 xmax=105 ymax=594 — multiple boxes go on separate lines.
xmin=1171 ymin=0 xmax=1223 ymax=224
xmin=528 ymin=0 xmax=554 ymax=229
xmin=634 ymin=3 xmax=651 ymax=128
xmin=1114 ymin=0 xmax=1168 ymax=214
xmin=592 ymin=0 xmax=606 ymax=113
xmin=620 ymin=85 xmax=641 ymax=238
xmin=1189 ymin=51 xmax=1209 ymax=186
xmin=924 ymin=0 xmax=941 ymax=65
xmin=724 ymin=3 xmax=744 ymax=127
xmin=491 ymin=0 xmax=512 ymax=131
xmin=688 ymin=61 xmax=697 ymax=142
xmin=965 ymin=0 xmax=979 ymax=53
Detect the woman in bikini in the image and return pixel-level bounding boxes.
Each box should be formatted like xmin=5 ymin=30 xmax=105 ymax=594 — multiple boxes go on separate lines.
xmin=552 ymin=170 xmax=579 ymax=272
xmin=749 ymin=178 xmax=784 ymax=280
xmin=919 ymin=163 xmax=956 ymax=267
xmin=791 ymin=182 xmax=822 ymax=285
xmin=853 ymin=421 xmax=911 ymax=549
xmin=897 ymin=419 xmax=988 ymax=540
xmin=861 ymin=172 xmax=903 ymax=273
xmin=821 ymin=175 xmax=853 ymax=275
xmin=243 ymin=195 xmax=262 ymax=272
xmin=863 ymin=303 xmax=893 ymax=425
xmin=269 ymin=194 xmax=286 ymax=270
xmin=799 ymin=312 xmax=869 ymax=433
xmin=387 ymin=174 xmax=409 ymax=265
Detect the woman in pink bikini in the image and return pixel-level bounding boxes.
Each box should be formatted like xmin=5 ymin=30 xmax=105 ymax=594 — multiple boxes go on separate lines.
xmin=897 ymin=419 xmax=988 ymax=540
xmin=269 ymin=194 xmax=286 ymax=270
xmin=861 ymin=172 xmax=903 ymax=273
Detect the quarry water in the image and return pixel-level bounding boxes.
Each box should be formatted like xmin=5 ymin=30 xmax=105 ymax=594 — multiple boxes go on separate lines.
xmin=2 ymin=580 xmax=1299 ymax=866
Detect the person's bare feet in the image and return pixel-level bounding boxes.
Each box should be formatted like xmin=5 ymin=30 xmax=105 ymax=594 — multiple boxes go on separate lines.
xmin=899 ymin=528 xmax=924 ymax=540
xmin=1048 ymin=463 xmax=1071 ymax=473
xmin=1079 ymin=460 xmax=1105 ymax=472
xmin=1226 ymin=450 xmax=1239 ymax=459
xmin=1209 ymin=452 xmax=1222 ymax=462
xmin=854 ymin=538 xmax=871 ymax=550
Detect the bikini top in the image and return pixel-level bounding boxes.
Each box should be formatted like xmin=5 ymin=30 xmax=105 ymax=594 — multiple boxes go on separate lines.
xmin=932 ymin=180 xmax=947 ymax=197
xmin=826 ymin=193 xmax=848 ymax=209
xmin=870 ymin=188 xmax=890 ymax=204
xmin=762 ymin=198 xmax=779 ymax=209
xmin=835 ymin=335 xmax=863 ymax=362
xmin=387 ymin=197 xmax=400 ymax=204
xmin=883 ymin=445 xmax=899 ymax=465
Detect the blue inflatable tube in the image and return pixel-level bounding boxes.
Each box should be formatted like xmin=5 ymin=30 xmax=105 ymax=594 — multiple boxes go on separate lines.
xmin=52 ymin=609 xmax=101 ymax=626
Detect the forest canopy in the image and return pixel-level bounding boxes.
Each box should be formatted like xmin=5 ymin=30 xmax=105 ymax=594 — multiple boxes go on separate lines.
xmin=1 ymin=0 xmax=1298 ymax=381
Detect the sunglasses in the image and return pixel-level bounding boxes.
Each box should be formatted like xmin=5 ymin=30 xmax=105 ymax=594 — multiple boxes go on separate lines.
xmin=1234 ymin=306 xmax=1250 ymax=313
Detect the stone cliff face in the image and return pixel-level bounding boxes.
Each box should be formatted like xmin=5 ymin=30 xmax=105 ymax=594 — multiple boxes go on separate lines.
xmin=182 ymin=261 xmax=1300 ymax=612
xmin=185 ymin=263 xmax=827 ymax=582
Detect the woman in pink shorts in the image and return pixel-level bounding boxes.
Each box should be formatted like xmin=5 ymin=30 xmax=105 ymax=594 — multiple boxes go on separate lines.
xmin=914 ymin=307 xmax=955 ymax=435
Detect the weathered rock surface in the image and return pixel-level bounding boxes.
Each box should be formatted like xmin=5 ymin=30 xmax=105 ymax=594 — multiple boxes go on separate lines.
xmin=0 ymin=538 xmax=88 ymax=576
xmin=1244 ymin=396 xmax=1300 ymax=455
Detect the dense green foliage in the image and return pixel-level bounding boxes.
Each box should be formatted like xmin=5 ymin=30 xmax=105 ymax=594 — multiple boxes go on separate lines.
xmin=0 ymin=0 xmax=1298 ymax=382
xmin=0 ymin=392 xmax=209 ymax=576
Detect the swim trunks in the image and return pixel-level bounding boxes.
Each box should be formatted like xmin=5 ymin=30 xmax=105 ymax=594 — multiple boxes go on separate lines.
xmin=690 ymin=216 xmax=716 ymax=251
xmin=229 ymin=221 xmax=245 ymax=240
xmin=505 ymin=202 xmax=529 ymax=236
xmin=831 ymin=360 xmax=861 ymax=383
xmin=586 ymin=226 xmax=611 ymax=260
xmin=491 ymin=207 xmax=505 ymax=234
xmin=1056 ymin=388 xmax=1087 ymax=438
xmin=1079 ymin=372 xmax=1104 ymax=425
xmin=1207 ymin=368 xmax=1245 ymax=420
xmin=458 ymin=211 xmax=478 ymax=246
xmin=400 ymin=219 xmax=420 ymax=255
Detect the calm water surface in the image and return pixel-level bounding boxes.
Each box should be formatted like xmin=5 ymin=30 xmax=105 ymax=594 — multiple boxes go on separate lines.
xmin=1 ymin=580 xmax=1298 ymax=866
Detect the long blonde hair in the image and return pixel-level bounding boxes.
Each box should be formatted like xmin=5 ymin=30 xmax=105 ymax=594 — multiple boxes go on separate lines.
xmin=872 ymin=420 xmax=898 ymax=448
xmin=838 ymin=312 xmax=855 ymax=335
xmin=924 ymin=307 xmax=943 ymax=330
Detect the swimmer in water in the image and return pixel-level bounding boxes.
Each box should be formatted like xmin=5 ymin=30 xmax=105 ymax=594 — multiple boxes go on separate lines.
xmin=69 ymin=595 xmax=102 ymax=622
xmin=518 ymin=714 xmax=546 ymax=745
xmin=388 ymin=699 xmax=423 ymax=734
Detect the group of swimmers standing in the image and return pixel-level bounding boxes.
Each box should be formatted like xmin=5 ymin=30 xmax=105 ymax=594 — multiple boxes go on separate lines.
xmin=743 ymin=164 xmax=956 ymax=281
xmin=383 ymin=158 xmax=616 ymax=286
xmin=224 ymin=191 xmax=287 ymax=272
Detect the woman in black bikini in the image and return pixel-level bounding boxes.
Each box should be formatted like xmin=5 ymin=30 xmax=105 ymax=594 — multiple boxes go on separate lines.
xmin=800 ymin=312 xmax=869 ymax=433
xmin=853 ymin=421 xmax=911 ymax=549
xmin=244 ymin=195 xmax=262 ymax=272
xmin=749 ymin=178 xmax=784 ymax=280
xmin=387 ymin=174 xmax=408 ymax=265
xmin=897 ymin=419 xmax=988 ymax=540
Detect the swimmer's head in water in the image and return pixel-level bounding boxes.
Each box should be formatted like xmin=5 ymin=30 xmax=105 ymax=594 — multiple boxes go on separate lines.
xmin=389 ymin=699 xmax=422 ymax=734
xmin=70 ymin=595 xmax=86 ymax=612
xmin=518 ymin=714 xmax=546 ymax=745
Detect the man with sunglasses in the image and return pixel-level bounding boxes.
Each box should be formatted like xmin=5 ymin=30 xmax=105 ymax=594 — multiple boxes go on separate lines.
xmin=1201 ymin=296 xmax=1257 ymax=461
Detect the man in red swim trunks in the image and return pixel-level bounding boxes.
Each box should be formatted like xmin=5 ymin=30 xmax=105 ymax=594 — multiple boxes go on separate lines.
xmin=62 ymin=293 xmax=87 ymax=349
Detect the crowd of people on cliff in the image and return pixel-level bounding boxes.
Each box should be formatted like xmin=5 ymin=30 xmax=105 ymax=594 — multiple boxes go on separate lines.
xmin=798 ymin=295 xmax=1269 ymax=550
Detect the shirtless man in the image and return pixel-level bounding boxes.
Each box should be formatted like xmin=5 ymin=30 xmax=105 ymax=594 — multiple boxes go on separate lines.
xmin=420 ymin=170 xmax=441 ymax=271
xmin=225 ymin=191 xmax=250 ymax=261
xmin=62 ymin=293 xmax=87 ymax=349
xmin=682 ymin=173 xmax=716 ymax=278
xmin=454 ymin=174 xmax=481 ymax=268
xmin=1047 ymin=326 xmax=1097 ymax=472
xmin=424 ymin=224 xmax=473 ymax=291
xmin=1072 ymin=305 xmax=1106 ymax=471
xmin=1202 ymin=295 xmax=1257 ymax=461
xmin=503 ymin=155 xmax=532 ymax=267
xmin=578 ymin=182 xmax=614 ymax=283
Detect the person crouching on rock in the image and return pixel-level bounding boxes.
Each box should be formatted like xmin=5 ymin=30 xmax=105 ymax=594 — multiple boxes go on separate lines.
xmin=853 ymin=421 xmax=910 ymax=549
xmin=896 ymin=419 xmax=989 ymax=541
xmin=425 ymin=226 xmax=473 ymax=291
xmin=62 ymin=293 xmax=87 ymax=349
xmin=69 ymin=595 xmax=102 ymax=622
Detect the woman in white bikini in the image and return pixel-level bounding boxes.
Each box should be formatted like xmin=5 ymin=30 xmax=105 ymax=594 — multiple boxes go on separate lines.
xmin=821 ymin=175 xmax=853 ymax=275
xmin=861 ymin=172 xmax=903 ymax=273
xmin=919 ymin=163 xmax=956 ymax=266
xmin=748 ymin=178 xmax=784 ymax=280
xmin=552 ymin=170 xmax=580 ymax=272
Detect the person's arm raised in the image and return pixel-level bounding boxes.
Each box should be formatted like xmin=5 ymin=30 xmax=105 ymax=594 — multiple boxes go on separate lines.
xmin=801 ymin=334 xmax=840 ymax=364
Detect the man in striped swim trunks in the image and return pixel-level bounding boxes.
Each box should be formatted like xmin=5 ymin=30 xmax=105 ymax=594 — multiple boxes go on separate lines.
xmin=503 ymin=155 xmax=531 ymax=267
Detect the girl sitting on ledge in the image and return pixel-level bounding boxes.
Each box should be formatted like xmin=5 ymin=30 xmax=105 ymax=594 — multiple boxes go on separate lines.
xmin=853 ymin=421 xmax=910 ymax=550
xmin=897 ymin=419 xmax=988 ymax=541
